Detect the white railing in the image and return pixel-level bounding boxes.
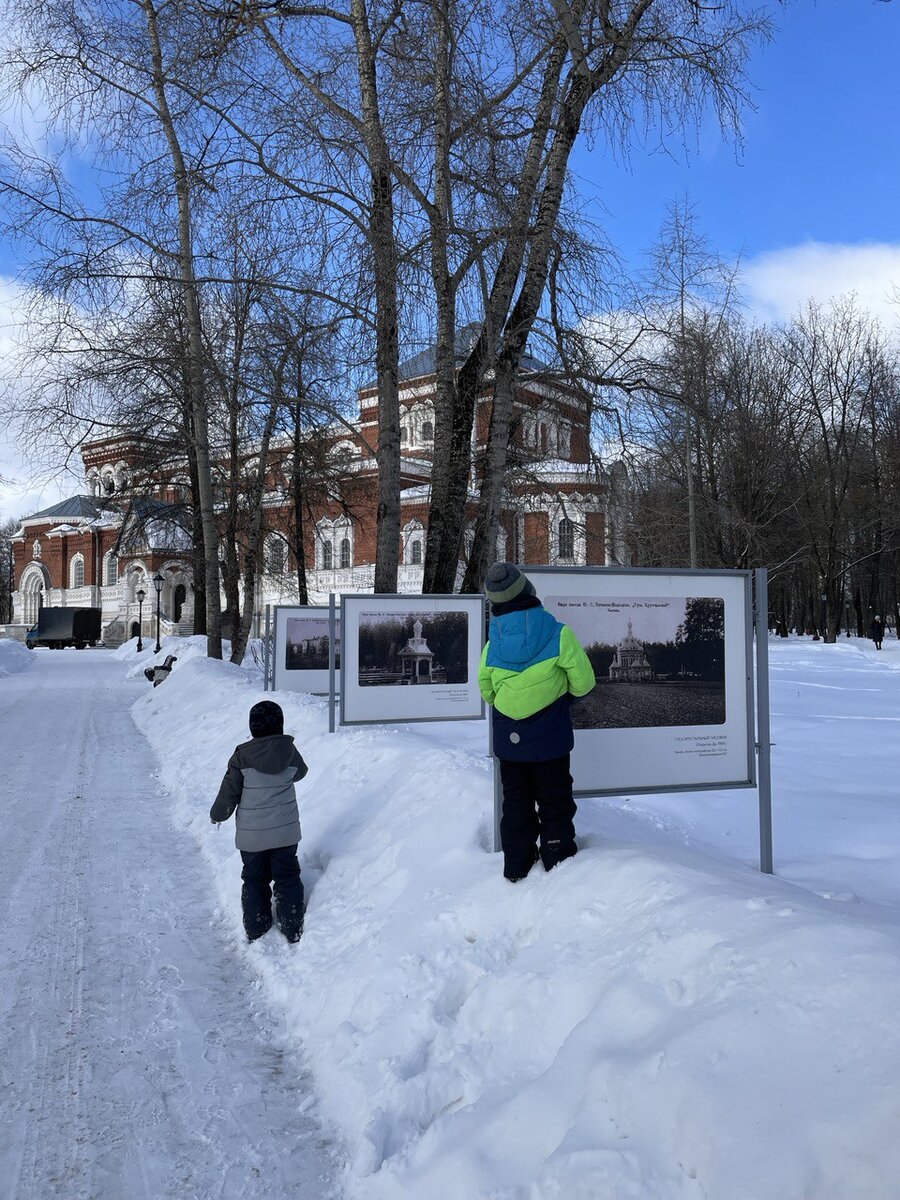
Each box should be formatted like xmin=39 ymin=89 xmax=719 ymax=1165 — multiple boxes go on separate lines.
xmin=64 ymin=586 xmax=100 ymax=607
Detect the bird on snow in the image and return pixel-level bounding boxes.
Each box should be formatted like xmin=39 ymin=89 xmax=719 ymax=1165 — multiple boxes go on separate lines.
xmin=144 ymin=655 xmax=178 ymax=687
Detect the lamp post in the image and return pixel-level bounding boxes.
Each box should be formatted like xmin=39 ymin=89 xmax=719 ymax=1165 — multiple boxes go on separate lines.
xmin=153 ymin=572 xmax=164 ymax=653
xmin=136 ymin=587 xmax=146 ymax=652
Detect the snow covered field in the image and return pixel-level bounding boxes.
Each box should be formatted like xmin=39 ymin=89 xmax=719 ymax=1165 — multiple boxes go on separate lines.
xmin=3 ymin=634 xmax=900 ymax=1199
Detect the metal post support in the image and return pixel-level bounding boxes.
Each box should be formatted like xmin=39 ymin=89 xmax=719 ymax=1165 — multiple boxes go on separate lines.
xmin=328 ymin=593 xmax=337 ymax=734
xmin=492 ymin=758 xmax=503 ymax=854
xmin=754 ymin=568 xmax=774 ymax=874
xmin=263 ymin=605 xmax=271 ymax=692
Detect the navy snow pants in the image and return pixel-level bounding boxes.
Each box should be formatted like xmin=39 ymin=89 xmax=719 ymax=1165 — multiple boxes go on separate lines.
xmin=498 ymin=754 xmax=577 ymax=880
xmin=240 ymin=845 xmax=305 ymax=941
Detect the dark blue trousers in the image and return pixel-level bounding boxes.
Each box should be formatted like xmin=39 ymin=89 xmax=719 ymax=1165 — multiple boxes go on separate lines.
xmin=240 ymin=845 xmax=305 ymax=941
xmin=498 ymin=754 xmax=577 ymax=879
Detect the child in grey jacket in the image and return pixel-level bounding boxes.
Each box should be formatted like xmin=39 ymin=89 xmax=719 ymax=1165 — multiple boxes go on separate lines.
xmin=211 ymin=700 xmax=308 ymax=943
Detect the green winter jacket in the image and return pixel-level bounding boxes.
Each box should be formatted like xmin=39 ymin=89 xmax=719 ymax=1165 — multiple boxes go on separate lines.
xmin=478 ymin=607 xmax=596 ymax=720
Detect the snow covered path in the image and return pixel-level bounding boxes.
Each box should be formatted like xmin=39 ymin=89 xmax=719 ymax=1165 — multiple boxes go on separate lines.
xmin=0 ymin=650 xmax=341 ymax=1200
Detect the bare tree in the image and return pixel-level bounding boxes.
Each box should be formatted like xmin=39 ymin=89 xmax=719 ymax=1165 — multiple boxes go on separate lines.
xmin=1 ymin=0 xmax=230 ymax=652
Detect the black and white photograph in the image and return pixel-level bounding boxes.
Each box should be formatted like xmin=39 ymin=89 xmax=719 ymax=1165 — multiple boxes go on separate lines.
xmin=272 ymin=605 xmax=338 ymax=695
xmin=285 ymin=616 xmax=340 ymax=672
xmin=341 ymin=594 xmax=485 ymax=724
xmin=357 ymin=610 xmax=468 ymax=687
xmin=546 ymin=594 xmax=726 ymax=730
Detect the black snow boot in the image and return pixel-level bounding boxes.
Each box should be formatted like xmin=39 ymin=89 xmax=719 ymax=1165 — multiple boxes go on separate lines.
xmin=504 ymin=847 xmax=540 ymax=883
xmin=246 ymin=919 xmax=272 ymax=942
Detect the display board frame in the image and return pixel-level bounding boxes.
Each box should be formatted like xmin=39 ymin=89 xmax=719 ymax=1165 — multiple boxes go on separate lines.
xmin=340 ymin=593 xmax=486 ymax=726
xmin=522 ymin=566 xmax=756 ymax=799
xmin=271 ymin=603 xmax=341 ymax=696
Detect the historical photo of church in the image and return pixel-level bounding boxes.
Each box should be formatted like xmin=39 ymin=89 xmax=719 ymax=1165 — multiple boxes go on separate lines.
xmin=357 ymin=610 xmax=469 ymax=686
xmin=546 ymin=594 xmax=726 ymax=730
xmin=285 ymin=616 xmax=340 ymax=671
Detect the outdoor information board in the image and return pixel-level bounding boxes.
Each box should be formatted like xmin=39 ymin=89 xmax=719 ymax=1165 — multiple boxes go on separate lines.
xmin=271 ymin=604 xmax=340 ymax=696
xmin=340 ymin=593 xmax=485 ymax=725
xmin=526 ymin=566 xmax=755 ymax=797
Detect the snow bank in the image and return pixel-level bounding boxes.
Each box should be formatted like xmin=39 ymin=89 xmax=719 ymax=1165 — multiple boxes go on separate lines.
xmin=112 ymin=634 xmax=211 ymax=678
xmin=114 ymin=635 xmax=266 ymax=682
xmin=0 ymin=638 xmax=35 ymax=677
xmin=134 ymin=647 xmax=900 ymax=1200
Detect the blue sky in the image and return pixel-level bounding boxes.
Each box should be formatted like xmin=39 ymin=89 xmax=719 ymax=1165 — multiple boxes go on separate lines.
xmin=3 ymin=0 xmax=900 ymax=520
xmin=574 ymin=0 xmax=900 ymax=275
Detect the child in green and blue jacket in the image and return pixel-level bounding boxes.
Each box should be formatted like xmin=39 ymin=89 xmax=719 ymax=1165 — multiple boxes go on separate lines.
xmin=479 ymin=562 xmax=596 ymax=881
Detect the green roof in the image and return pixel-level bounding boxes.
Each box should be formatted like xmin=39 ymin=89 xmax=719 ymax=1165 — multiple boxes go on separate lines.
xmin=23 ymin=496 xmax=112 ymax=522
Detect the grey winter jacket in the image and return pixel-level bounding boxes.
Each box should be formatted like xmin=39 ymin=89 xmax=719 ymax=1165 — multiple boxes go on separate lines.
xmin=210 ymin=734 xmax=308 ymax=852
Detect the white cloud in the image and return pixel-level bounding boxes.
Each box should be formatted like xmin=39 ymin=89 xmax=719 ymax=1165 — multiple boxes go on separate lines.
xmin=742 ymin=242 xmax=900 ymax=329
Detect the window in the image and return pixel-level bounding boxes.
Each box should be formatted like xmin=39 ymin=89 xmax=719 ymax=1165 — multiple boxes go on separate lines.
xmin=322 ymin=541 xmax=333 ymax=570
xmin=267 ymin=537 xmax=286 ymax=576
xmin=422 ymin=421 xmax=434 ymax=442
xmin=411 ymin=540 xmax=422 ymax=565
xmin=400 ymin=427 xmax=407 ymax=444
xmin=558 ymin=517 xmax=575 ymax=560
xmin=340 ymin=537 xmax=351 ymax=569
xmin=71 ymin=556 xmax=85 ymax=589
xmin=105 ymin=554 xmax=118 ymax=587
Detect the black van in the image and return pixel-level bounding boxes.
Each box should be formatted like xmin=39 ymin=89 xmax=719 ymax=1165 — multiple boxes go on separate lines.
xmin=26 ymin=608 xmax=102 ymax=650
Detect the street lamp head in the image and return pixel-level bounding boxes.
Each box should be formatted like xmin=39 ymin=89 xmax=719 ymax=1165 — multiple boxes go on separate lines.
xmin=137 ymin=588 xmax=146 ymax=603
xmin=153 ymin=573 xmax=164 ymax=595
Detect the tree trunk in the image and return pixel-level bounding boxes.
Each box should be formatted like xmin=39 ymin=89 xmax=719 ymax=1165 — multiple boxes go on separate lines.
xmin=421 ymin=0 xmax=457 ymax=594
xmin=232 ymin=391 xmax=282 ymax=665
xmin=292 ymin=397 xmax=310 ymax=605
xmin=144 ymin=0 xmax=222 ymax=656
xmin=425 ymin=34 xmax=570 ymax=594
xmin=462 ymin=72 xmax=592 ymax=593
xmin=350 ymin=0 xmax=401 ymax=594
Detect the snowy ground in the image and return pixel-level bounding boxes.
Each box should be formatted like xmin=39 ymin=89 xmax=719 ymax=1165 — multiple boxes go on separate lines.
xmin=0 ymin=637 xmax=34 ymax=677
xmin=0 ymin=650 xmax=339 ymax=1200
xmin=3 ymin=634 xmax=900 ymax=1199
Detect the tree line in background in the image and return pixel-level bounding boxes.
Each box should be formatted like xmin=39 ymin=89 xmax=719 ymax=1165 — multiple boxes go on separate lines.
xmin=0 ymin=0 xmax=770 ymax=660
xmin=602 ymin=210 xmax=900 ymax=644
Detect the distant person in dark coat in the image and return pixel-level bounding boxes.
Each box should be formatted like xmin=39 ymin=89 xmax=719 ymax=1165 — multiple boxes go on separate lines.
xmin=478 ymin=562 xmax=596 ymax=882
xmin=870 ymin=616 xmax=885 ymax=650
xmin=211 ymin=700 xmax=308 ymax=942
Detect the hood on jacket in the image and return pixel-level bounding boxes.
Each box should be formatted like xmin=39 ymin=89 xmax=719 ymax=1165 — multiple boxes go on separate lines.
xmin=489 ymin=606 xmax=561 ymax=668
xmin=236 ymin=734 xmax=298 ymax=775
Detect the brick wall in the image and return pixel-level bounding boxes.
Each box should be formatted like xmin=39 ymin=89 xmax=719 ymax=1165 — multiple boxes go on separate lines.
xmin=585 ymin=511 xmax=606 ymax=566
xmin=523 ymin=512 xmax=549 ymax=564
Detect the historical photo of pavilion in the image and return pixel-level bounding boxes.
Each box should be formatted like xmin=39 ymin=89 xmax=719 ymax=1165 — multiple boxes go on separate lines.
xmin=357 ymin=610 xmax=469 ymax=686
xmin=546 ymin=595 xmax=726 ymax=730
xmin=285 ymin=616 xmax=340 ymax=671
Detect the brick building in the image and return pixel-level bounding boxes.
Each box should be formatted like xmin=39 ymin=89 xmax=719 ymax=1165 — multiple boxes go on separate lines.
xmin=10 ymin=335 xmax=625 ymax=642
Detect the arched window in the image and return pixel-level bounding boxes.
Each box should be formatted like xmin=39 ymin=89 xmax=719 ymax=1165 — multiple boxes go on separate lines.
xmin=70 ymin=555 xmax=85 ymax=589
xmin=340 ymin=537 xmax=351 ymax=569
xmin=558 ymin=517 xmax=575 ymax=561
xmin=422 ymin=420 xmax=434 ymax=442
xmin=105 ymin=554 xmax=118 ymax=587
xmin=322 ymin=541 xmax=333 ymax=570
xmin=267 ymin=536 xmax=287 ymax=576
xmin=411 ymin=540 xmax=422 ymax=565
